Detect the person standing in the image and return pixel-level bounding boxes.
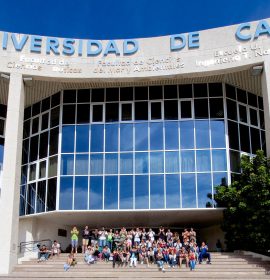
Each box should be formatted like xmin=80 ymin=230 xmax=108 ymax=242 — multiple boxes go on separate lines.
xmin=82 ymin=226 xmax=90 ymax=253
xmin=71 ymin=226 xmax=79 ymax=254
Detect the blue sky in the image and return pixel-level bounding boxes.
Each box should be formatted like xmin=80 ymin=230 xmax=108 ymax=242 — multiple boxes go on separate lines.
xmin=0 ymin=0 xmax=269 ymax=39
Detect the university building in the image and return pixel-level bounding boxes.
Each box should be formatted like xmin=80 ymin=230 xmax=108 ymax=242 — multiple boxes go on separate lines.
xmin=0 ymin=18 xmax=270 ymax=274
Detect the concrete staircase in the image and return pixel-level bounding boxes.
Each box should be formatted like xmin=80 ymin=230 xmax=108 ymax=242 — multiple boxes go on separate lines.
xmin=0 ymin=252 xmax=269 ymax=279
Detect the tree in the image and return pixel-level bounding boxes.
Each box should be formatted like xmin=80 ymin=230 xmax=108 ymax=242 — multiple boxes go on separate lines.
xmin=214 ymin=150 xmax=270 ymax=253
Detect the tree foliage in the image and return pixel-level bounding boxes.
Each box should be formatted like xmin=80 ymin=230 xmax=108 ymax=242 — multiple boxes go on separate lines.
xmin=214 ymin=150 xmax=270 ymax=252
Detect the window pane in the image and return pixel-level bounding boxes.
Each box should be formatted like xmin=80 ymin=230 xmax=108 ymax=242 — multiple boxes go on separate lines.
xmin=106 ymin=88 xmax=119 ymax=102
xmin=29 ymin=163 xmax=36 ymax=181
xmin=105 ymin=124 xmax=118 ymax=152
xmin=59 ymin=176 xmax=73 ymax=210
xmin=213 ymin=172 xmax=227 ymax=188
xmin=164 ymin=100 xmax=178 ymax=120
xmin=210 ymin=98 xmax=224 ymax=118
xmin=39 ymin=132 xmax=48 ymax=159
xmin=226 ymin=84 xmax=236 ymax=100
xmin=226 ymin=99 xmax=237 ymax=121
xmin=135 ymin=102 xmax=148 ymax=120
xmin=62 ymin=105 xmax=76 ymax=124
xmin=149 ymin=86 xmax=162 ymax=100
xmin=74 ymin=176 xmax=88 ymax=210
xmin=181 ymin=174 xmax=196 ymax=208
xmin=48 ymin=156 xmax=58 ymax=177
xmin=196 ymin=150 xmax=211 ymax=172
xmin=180 ymin=121 xmax=194 ymax=149
xmin=209 ymin=83 xmax=223 ymax=97
xmin=151 ymin=102 xmax=162 ymax=119
xmin=105 ymin=153 xmax=118 ymax=174
xmin=61 ymin=154 xmax=74 ymax=175
xmin=41 ymin=113 xmax=49 ymax=130
xmin=39 ymin=161 xmax=46 ymax=179
xmin=166 ymin=174 xmax=180 ymax=208
xmin=250 ymin=128 xmax=261 ymax=154
xmin=120 ymin=124 xmax=133 ymax=151
xmin=165 ymin=151 xmax=179 ymax=173
xmin=259 ymin=110 xmax=265 ymax=129
xmin=121 ymin=103 xmax=132 ymax=121
xmin=32 ymin=117 xmax=39 ymax=134
xmin=135 ymin=175 xmax=149 ymax=209
xmin=228 ymin=121 xmax=239 ymax=150
xmin=50 ymin=107 xmax=59 ymax=127
xmin=181 ymin=150 xmax=195 ymax=172
xmin=23 ymin=120 xmax=30 ymax=138
xmin=90 ymin=125 xmax=104 ymax=152
xmin=165 ymin=122 xmax=178 ymax=150
xmin=135 ymin=152 xmax=148 ymax=174
xmin=150 ymin=175 xmax=164 ymax=209
xmin=150 ymin=152 xmax=164 ymax=173
xmin=120 ymin=87 xmax=133 ymax=101
xmin=62 ymin=126 xmax=75 ymax=153
xmin=77 ymin=89 xmax=90 ymax=103
xmin=249 ymin=108 xmax=258 ymax=126
xmin=90 ymin=153 xmax=103 ymax=175
xmin=197 ymin=173 xmax=212 ymax=208
xmin=51 ymin=92 xmax=60 ymax=108
xmin=120 ymin=153 xmax=133 ymax=174
xmin=92 ymin=105 xmax=103 ymax=122
xmin=36 ymin=180 xmax=46 ymax=213
xmin=76 ymin=125 xmax=89 ymax=152
xmin=120 ymin=175 xmax=133 ymax=209
xmin=164 ymin=85 xmax=177 ymax=99
xmin=194 ymin=99 xmax=208 ymax=119
xmin=194 ymin=83 xmax=207 ymax=98
xmin=49 ymin=127 xmax=59 ymax=155
xmin=63 ymin=89 xmax=76 ymax=103
xmin=135 ymin=87 xmax=148 ymax=100
xmin=179 ymin=84 xmax=192 ymax=98
xmin=181 ymin=100 xmax=192 ymax=118
xmin=211 ymin=120 xmax=225 ymax=148
xmin=230 ymin=150 xmax=241 ymax=173
xmin=92 ymin=88 xmax=104 ymax=102
xmin=239 ymin=124 xmax=250 ymax=153
xmin=77 ymin=104 xmax=90 ymax=124
xmin=239 ymin=104 xmax=247 ymax=123
xmin=237 ymin=88 xmax=247 ymax=104
xmin=104 ymin=176 xmax=118 ymax=209
xmin=75 ymin=154 xmax=89 ymax=175
xmin=106 ymin=103 xmax=119 ymax=122
xmin=135 ymin=123 xmax=148 ymax=151
xmin=195 ymin=120 xmax=210 ymax=148
xmin=212 ymin=149 xmax=227 ymax=171
xmin=26 ymin=183 xmax=36 ymax=214
xmin=29 ymin=135 xmax=39 ymax=162
xmin=89 ymin=176 xmax=103 ymax=209
xmin=150 ymin=122 xmax=163 ymax=150
xmin=47 ymin=178 xmax=56 ymax=211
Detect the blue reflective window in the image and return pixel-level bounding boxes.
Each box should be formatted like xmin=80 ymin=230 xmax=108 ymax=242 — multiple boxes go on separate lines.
xmin=196 ymin=150 xmax=211 ymax=172
xmin=104 ymin=176 xmax=118 ymax=209
xmin=181 ymin=150 xmax=195 ymax=172
xmin=180 ymin=121 xmax=194 ymax=149
xmin=76 ymin=125 xmax=89 ymax=152
xmin=150 ymin=175 xmax=164 ymax=209
xmin=213 ymin=172 xmax=227 ymax=190
xmin=181 ymin=174 xmax=196 ymax=208
xmin=90 ymin=153 xmax=103 ymax=175
xmin=150 ymin=122 xmax=163 ymax=150
xmin=195 ymin=120 xmax=210 ymax=148
xmin=165 ymin=151 xmax=179 ymax=173
xmin=120 ymin=124 xmax=133 ymax=151
xmin=197 ymin=173 xmax=212 ymax=208
xmin=212 ymin=150 xmax=227 ymax=171
xmin=59 ymin=176 xmax=73 ymax=210
xmin=120 ymin=175 xmax=133 ymax=209
xmin=89 ymin=176 xmax=103 ymax=209
xmin=105 ymin=153 xmax=118 ymax=174
xmin=135 ymin=123 xmax=148 ymax=151
xmin=165 ymin=122 xmax=179 ymax=150
xmin=135 ymin=152 xmax=148 ymax=173
xmin=90 ymin=125 xmax=104 ymax=152
xmin=211 ymin=120 xmax=225 ymax=148
xmin=150 ymin=152 xmax=164 ymax=173
xmin=75 ymin=154 xmax=89 ymax=175
xmin=120 ymin=153 xmax=133 ymax=174
xmin=105 ymin=124 xmax=118 ymax=152
xmin=62 ymin=126 xmax=75 ymax=153
xmin=135 ymin=175 xmax=149 ymax=209
xmin=61 ymin=154 xmax=74 ymax=175
xmin=166 ymin=174 xmax=180 ymax=208
xmin=74 ymin=176 xmax=88 ymax=210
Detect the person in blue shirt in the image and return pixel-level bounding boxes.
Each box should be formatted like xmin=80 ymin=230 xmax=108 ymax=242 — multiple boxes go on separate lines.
xmin=198 ymin=242 xmax=211 ymax=264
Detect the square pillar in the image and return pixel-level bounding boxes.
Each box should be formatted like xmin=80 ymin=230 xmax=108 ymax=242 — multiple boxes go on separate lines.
xmin=0 ymin=73 xmax=24 ymax=274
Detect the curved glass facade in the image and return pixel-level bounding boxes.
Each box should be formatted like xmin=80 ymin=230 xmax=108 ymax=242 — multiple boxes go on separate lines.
xmin=19 ymin=83 xmax=266 ymax=215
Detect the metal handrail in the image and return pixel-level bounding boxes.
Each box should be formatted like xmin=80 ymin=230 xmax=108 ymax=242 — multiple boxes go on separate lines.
xmin=19 ymin=239 xmax=53 ymax=253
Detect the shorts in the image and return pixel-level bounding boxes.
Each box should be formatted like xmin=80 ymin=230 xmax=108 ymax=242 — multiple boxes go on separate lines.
xmin=82 ymin=239 xmax=89 ymax=246
xmin=71 ymin=239 xmax=78 ymax=248
xmin=127 ymin=240 xmax=132 ymax=246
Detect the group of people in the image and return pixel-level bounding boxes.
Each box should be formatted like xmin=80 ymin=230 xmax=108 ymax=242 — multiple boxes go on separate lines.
xmin=75 ymin=226 xmax=212 ymax=272
xmin=37 ymin=240 xmax=61 ymax=262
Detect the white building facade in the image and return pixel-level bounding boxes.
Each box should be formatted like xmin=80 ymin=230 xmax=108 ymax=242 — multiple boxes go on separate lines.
xmin=0 ymin=18 xmax=270 ymax=274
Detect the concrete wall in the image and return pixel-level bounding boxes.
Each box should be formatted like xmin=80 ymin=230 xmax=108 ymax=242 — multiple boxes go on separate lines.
xmin=199 ymin=225 xmax=225 ymax=251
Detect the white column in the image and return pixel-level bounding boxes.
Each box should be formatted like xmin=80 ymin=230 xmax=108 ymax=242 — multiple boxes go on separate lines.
xmin=0 ymin=73 xmax=24 ymax=274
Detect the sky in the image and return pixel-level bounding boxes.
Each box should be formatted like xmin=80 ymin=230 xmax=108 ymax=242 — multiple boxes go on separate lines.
xmin=0 ymin=0 xmax=269 ymax=40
